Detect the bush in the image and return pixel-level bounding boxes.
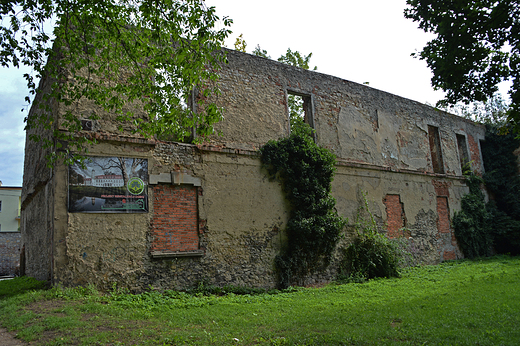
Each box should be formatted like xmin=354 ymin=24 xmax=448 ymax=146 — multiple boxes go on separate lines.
xmin=338 ymin=193 xmax=404 ymax=281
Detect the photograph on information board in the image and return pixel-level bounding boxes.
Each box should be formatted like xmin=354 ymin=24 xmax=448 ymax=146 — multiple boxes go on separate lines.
xmin=68 ymin=156 xmax=148 ymax=213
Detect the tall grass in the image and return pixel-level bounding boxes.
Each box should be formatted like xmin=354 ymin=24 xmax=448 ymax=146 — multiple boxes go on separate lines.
xmin=1 ymin=256 xmax=519 ymax=345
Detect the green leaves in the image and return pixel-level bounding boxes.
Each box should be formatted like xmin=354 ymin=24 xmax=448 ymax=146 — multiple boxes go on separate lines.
xmin=277 ymin=48 xmax=317 ymax=71
xmin=404 ymin=0 xmax=520 ymax=129
xmin=339 ymin=192 xmax=404 ymax=281
xmin=261 ymin=123 xmax=346 ymax=288
xmin=1 ymin=0 xmax=231 ymax=163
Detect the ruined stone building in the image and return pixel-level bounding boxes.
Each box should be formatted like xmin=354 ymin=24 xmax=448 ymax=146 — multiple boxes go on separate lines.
xmin=21 ymin=49 xmax=485 ymax=290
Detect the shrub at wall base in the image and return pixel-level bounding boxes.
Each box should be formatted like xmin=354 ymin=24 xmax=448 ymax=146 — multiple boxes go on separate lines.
xmin=338 ymin=193 xmax=405 ymax=281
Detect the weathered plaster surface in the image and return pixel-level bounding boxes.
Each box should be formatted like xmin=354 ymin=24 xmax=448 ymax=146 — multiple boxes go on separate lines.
xmin=22 ymin=49 xmax=485 ymax=290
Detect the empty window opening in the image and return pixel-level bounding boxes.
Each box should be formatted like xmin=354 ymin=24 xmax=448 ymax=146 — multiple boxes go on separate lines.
xmin=456 ymin=134 xmax=470 ymax=173
xmin=287 ymin=91 xmax=314 ymax=133
xmin=428 ymin=125 xmax=445 ymax=174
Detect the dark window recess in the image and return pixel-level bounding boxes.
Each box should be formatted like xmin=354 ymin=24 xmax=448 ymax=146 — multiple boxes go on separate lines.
xmin=81 ymin=119 xmax=93 ymax=131
xmin=428 ymin=125 xmax=444 ymax=174
xmin=456 ymin=134 xmax=470 ymax=172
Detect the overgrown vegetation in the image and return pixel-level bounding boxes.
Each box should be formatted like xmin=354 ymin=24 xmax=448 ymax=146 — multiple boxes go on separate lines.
xmin=453 ymin=124 xmax=520 ymax=257
xmin=452 ymin=172 xmax=493 ymax=258
xmin=2 ymin=257 xmax=520 ymax=345
xmin=481 ymin=124 xmax=520 ymax=255
xmin=260 ymin=120 xmax=346 ymax=288
xmin=338 ymin=193 xmax=405 ymax=282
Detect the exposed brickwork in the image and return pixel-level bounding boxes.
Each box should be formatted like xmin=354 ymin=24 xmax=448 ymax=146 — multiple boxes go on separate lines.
xmin=432 ymin=180 xmax=451 ymax=197
xmin=151 ymin=185 xmax=199 ymax=252
xmin=467 ymin=135 xmax=482 ymax=173
xmin=436 ymin=197 xmax=451 ymax=234
xmin=443 ymin=250 xmax=457 ymax=260
xmin=0 ymin=232 xmax=21 ymax=276
xmin=383 ymin=194 xmax=406 ymax=238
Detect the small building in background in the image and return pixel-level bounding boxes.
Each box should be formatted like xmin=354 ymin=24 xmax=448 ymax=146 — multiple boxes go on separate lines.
xmin=0 ymin=182 xmax=22 ymax=276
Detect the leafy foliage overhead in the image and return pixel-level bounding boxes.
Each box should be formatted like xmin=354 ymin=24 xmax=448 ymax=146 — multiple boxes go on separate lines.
xmin=404 ymin=1 xmax=520 ymax=130
xmin=1 ymin=0 xmax=231 ymax=163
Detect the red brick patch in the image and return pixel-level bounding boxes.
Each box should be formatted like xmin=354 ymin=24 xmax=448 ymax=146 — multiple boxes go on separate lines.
xmin=383 ymin=194 xmax=406 ymax=238
xmin=151 ymin=185 xmax=199 ymax=252
xmin=468 ymin=135 xmax=482 ymax=173
xmin=436 ymin=196 xmax=451 ymax=234
xmin=443 ymin=250 xmax=456 ymax=261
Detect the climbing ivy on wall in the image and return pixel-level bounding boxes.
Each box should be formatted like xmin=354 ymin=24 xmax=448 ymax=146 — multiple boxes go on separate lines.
xmin=452 ymin=172 xmax=492 ymax=258
xmin=454 ymin=124 xmax=520 ymax=257
xmin=260 ymin=119 xmax=347 ymax=288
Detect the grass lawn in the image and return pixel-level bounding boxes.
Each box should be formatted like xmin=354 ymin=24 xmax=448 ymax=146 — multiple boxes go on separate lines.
xmin=1 ymin=256 xmax=519 ymax=345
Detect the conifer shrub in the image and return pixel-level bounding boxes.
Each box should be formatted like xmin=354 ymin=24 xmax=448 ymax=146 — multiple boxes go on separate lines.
xmin=260 ymin=119 xmax=347 ymax=288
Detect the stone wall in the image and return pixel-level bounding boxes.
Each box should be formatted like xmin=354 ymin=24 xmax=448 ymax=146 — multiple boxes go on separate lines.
xmin=22 ymin=49 xmax=486 ymax=290
xmin=21 ymin=72 xmax=59 ymax=282
xmin=0 ymin=232 xmax=21 ymax=276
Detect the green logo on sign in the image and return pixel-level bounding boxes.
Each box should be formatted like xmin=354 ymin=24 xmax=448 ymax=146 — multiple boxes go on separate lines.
xmin=127 ymin=177 xmax=145 ymax=195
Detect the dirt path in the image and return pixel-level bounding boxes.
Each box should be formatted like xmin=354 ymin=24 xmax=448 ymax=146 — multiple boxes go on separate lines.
xmin=0 ymin=328 xmax=26 ymax=345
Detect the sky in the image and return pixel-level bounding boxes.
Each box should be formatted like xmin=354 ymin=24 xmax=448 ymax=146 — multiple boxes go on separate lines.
xmin=0 ymin=0 xmax=447 ymax=187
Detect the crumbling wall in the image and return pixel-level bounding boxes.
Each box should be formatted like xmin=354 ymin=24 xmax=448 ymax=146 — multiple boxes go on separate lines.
xmin=48 ymin=139 xmax=288 ymax=291
xmin=21 ymin=73 xmax=59 ymax=281
xmin=203 ymin=50 xmax=485 ymax=268
xmin=23 ymin=49 xmax=486 ymax=291
xmin=207 ymin=50 xmax=485 ymax=177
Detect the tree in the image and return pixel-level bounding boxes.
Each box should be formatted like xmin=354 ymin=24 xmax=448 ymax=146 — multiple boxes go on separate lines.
xmin=277 ymin=48 xmax=317 ymax=71
xmin=404 ymin=1 xmax=520 ymax=131
xmin=252 ymin=44 xmax=270 ymax=59
xmin=0 ymin=0 xmax=232 ymax=164
xmin=448 ymin=92 xmax=510 ymax=125
xmin=233 ymin=33 xmax=246 ymax=52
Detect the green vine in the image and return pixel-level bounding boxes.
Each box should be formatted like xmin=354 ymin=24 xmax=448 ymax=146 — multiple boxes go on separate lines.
xmin=260 ymin=119 xmax=347 ymax=288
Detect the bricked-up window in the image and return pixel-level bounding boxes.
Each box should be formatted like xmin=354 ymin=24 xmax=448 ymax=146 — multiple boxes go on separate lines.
xmin=456 ymin=134 xmax=470 ymax=172
xmin=151 ymin=185 xmax=199 ymax=253
xmin=383 ymin=194 xmax=406 ymax=238
xmin=428 ymin=125 xmax=445 ymax=174
xmin=436 ymin=196 xmax=451 ymax=234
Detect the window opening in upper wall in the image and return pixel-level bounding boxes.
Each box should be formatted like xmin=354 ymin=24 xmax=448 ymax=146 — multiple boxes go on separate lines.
xmin=456 ymin=134 xmax=470 ymax=173
xmin=428 ymin=125 xmax=445 ymax=174
xmin=287 ymin=90 xmax=315 ymax=139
